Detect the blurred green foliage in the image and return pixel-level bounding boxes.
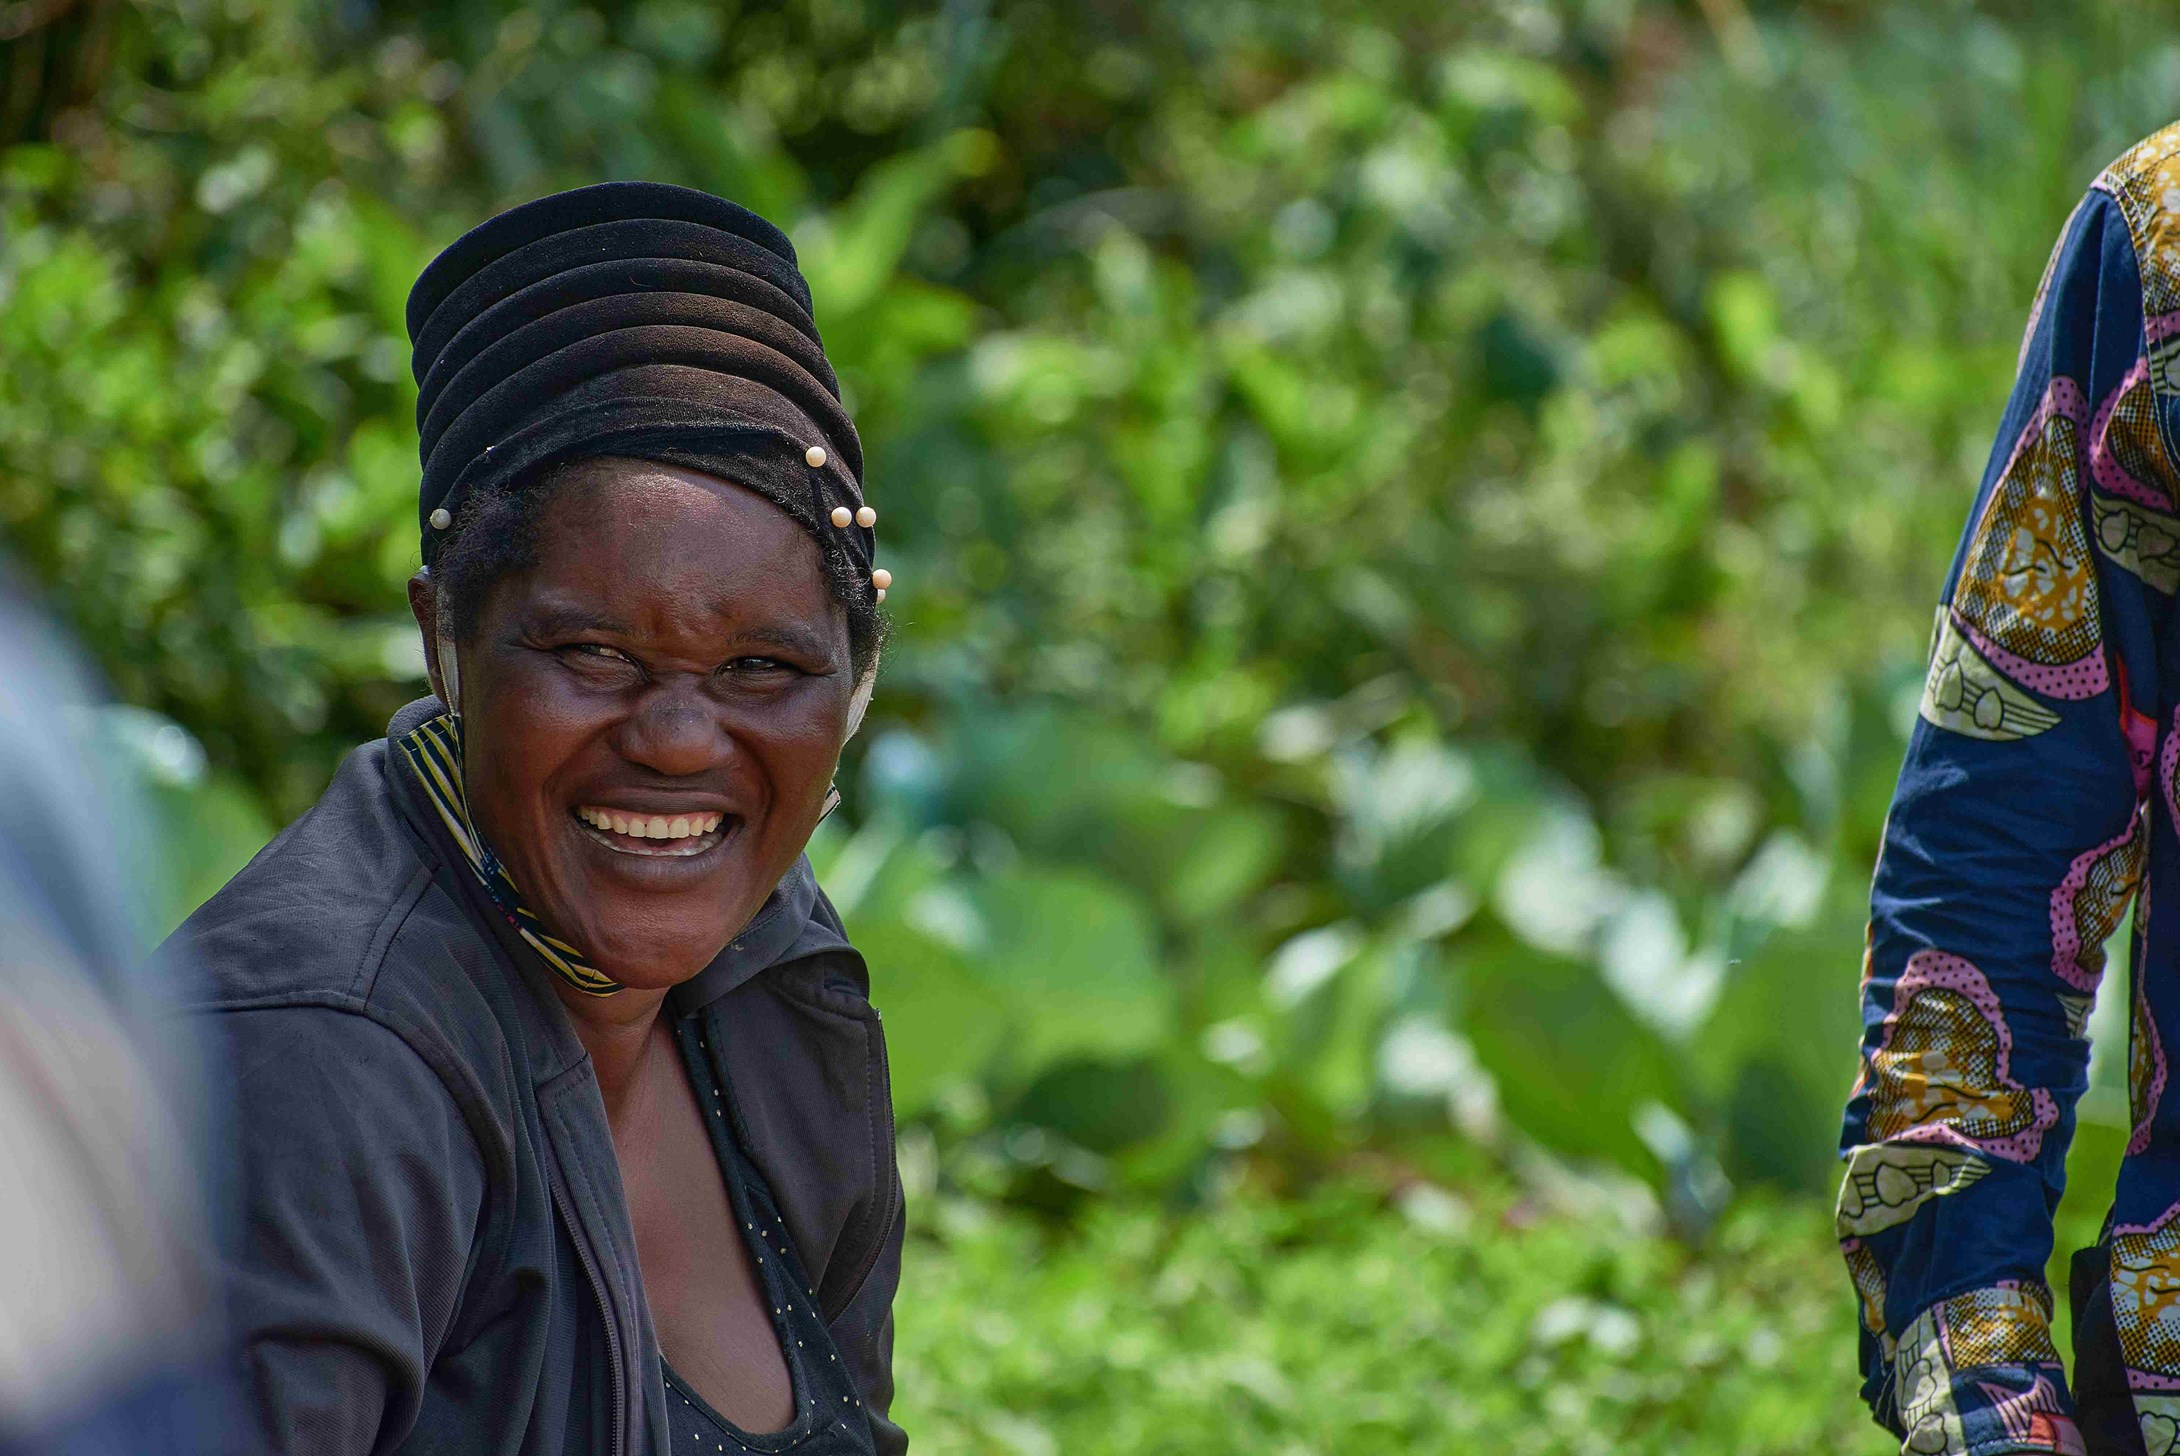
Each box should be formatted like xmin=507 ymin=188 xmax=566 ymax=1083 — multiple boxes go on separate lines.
xmin=7 ymin=0 xmax=2180 ymax=1391
xmin=897 ymin=1176 xmax=1893 ymax=1453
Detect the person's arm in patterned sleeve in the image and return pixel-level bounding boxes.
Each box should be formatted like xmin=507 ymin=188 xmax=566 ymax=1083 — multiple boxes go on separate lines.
xmin=1841 ymin=165 xmax=2180 ymax=1456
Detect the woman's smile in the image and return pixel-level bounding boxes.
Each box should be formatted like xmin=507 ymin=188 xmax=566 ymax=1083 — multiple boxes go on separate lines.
xmin=572 ymin=804 xmax=737 ymax=859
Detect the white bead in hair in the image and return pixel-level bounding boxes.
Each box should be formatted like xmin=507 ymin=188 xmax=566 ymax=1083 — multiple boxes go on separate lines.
xmin=876 ymin=588 xmax=887 ymax=603
xmin=429 ymin=507 xmax=452 ymax=530
xmin=871 ymin=568 xmax=893 ymax=591
xmin=856 ymin=506 xmax=877 ymax=528
xmin=831 ymin=507 xmax=853 ymax=528
xmin=805 ymin=445 xmax=828 ymax=468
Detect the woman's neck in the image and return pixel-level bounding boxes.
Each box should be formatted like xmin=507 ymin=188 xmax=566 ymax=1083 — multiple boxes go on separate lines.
xmin=551 ymin=981 xmax=673 ymax=1114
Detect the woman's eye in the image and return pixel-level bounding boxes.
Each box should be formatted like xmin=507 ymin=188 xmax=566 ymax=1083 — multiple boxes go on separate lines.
xmin=723 ymin=656 xmax=797 ymax=675
xmin=560 ymin=643 xmax=638 ymax=670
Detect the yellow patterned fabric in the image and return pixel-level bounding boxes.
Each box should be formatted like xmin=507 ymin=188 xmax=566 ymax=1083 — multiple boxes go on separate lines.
xmin=1940 ymin=1285 xmax=2062 ymax=1369
xmin=1861 ymin=952 xmax=2058 ymax=1162
xmin=2099 ymin=122 xmax=2180 ymax=326
xmin=1919 ymin=614 xmax=2061 ymax=740
xmin=2117 ymin=1203 xmax=2180 ymax=1378
xmin=2101 ymin=371 xmax=2178 ymax=508
xmin=397 ymin=713 xmax=622 ymax=996
xmin=1951 ymin=384 xmax=2104 ymax=697
xmin=1836 ymin=1143 xmax=1992 ymax=1240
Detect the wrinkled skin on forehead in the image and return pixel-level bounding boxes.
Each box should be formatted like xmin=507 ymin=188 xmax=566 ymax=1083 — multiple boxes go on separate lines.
xmin=408 ymin=456 xmax=858 ymax=990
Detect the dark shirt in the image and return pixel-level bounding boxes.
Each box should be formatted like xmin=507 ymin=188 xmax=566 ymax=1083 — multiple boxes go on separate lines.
xmin=173 ymin=697 xmax=906 ymax=1456
xmin=661 ymin=1014 xmax=875 ymax=1455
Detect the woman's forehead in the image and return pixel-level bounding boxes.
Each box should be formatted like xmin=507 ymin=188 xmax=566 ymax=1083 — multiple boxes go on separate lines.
xmin=546 ymin=459 xmax=811 ymax=556
xmin=512 ymin=464 xmax=845 ymax=642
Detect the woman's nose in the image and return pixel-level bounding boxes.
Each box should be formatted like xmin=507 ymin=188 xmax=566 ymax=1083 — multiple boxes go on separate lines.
xmin=613 ymin=683 xmax=729 ymax=777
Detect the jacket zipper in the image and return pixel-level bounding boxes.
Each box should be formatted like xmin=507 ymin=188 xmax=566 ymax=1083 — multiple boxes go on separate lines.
xmin=549 ymin=1163 xmax=627 ymax=1456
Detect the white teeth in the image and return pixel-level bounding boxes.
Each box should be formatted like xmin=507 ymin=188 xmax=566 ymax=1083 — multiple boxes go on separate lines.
xmin=576 ymin=806 xmax=728 ymax=847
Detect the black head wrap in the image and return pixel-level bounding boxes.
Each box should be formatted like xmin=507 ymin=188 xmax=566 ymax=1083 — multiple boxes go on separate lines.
xmin=406 ymin=181 xmax=875 ymax=582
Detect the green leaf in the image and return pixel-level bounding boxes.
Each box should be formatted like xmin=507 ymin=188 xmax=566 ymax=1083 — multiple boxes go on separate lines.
xmin=1460 ymin=929 xmax=1681 ymax=1177
xmin=971 ymin=866 xmax=1173 ymax=1076
xmin=856 ymin=917 xmax=1007 ymax=1118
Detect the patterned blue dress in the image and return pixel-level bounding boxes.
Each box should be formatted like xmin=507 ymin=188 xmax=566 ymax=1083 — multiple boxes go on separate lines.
xmin=1844 ymin=120 xmax=2180 ymax=1456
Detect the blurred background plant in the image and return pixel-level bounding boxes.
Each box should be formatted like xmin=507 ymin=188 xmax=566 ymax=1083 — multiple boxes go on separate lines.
xmin=4 ymin=0 xmax=2174 ymax=1448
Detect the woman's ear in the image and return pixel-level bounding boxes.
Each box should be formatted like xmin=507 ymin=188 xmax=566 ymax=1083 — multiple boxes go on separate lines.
xmin=406 ymin=569 xmax=461 ymax=715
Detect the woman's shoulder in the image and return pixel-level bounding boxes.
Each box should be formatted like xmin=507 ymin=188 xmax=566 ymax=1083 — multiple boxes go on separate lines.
xmin=168 ymin=731 xmax=527 ymax=1164
xmin=165 ymin=736 xmax=429 ymax=1003
xmin=166 ymin=729 xmax=518 ymax=1078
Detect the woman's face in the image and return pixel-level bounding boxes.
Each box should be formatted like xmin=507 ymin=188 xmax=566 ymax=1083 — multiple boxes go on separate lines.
xmin=420 ymin=458 xmax=857 ymax=991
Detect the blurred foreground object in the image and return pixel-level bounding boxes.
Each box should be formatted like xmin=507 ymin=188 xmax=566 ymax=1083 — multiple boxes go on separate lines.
xmin=0 ymin=580 xmax=231 ymax=1455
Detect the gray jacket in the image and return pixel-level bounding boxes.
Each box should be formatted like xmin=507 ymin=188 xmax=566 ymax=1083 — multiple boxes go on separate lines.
xmin=170 ymin=698 xmax=905 ymax=1456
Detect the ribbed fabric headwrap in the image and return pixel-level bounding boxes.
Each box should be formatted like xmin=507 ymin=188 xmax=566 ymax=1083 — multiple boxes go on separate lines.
xmin=406 ymin=180 xmax=875 ymax=583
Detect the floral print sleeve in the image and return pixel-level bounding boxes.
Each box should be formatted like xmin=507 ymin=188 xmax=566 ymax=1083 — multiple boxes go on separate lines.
xmin=1844 ymin=126 xmax=2180 ymax=1456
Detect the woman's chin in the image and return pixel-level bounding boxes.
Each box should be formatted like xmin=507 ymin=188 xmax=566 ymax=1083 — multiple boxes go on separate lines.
xmin=524 ymin=830 xmax=781 ymax=991
xmin=571 ymin=931 xmax=733 ymax=992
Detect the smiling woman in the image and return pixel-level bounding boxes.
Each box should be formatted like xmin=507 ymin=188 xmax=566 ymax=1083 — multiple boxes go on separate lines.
xmin=167 ymin=185 xmax=905 ymax=1456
